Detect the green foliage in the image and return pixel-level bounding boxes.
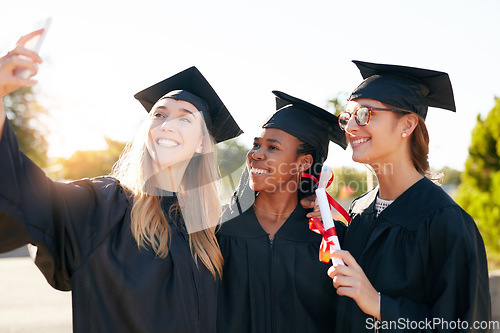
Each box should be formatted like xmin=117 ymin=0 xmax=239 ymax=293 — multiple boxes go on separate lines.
xmin=328 ymin=167 xmax=375 ymax=199
xmin=59 ymin=137 xmax=126 ymax=180
xmin=438 ymin=167 xmax=462 ymax=186
xmin=456 ymin=98 xmax=500 ymax=268
xmin=217 ymin=138 xmax=248 ymax=179
xmin=327 ymin=91 xmax=349 ymax=115
xmin=3 ymin=87 xmax=49 ymax=167
xmin=216 ymin=138 xmax=249 ymax=203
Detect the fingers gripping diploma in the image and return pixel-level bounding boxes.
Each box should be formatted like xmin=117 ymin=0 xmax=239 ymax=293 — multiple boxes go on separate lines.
xmin=305 ymin=199 xmax=321 ymax=218
xmin=300 ymin=195 xmax=316 ymax=210
xmin=328 ymin=250 xmax=381 ymax=320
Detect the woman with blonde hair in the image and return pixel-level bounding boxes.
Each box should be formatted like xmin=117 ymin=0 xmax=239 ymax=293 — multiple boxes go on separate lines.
xmin=0 ymin=29 xmax=241 ymax=333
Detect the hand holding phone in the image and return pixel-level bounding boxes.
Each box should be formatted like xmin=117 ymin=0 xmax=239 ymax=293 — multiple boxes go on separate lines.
xmin=16 ymin=17 xmax=52 ymax=78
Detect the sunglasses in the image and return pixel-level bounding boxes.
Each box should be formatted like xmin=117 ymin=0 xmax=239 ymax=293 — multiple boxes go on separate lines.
xmin=338 ymin=106 xmax=410 ymax=131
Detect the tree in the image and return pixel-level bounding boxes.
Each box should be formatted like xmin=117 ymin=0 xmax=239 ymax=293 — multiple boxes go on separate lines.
xmin=59 ymin=137 xmax=127 ymax=180
xmin=438 ymin=167 xmax=462 ymax=186
xmin=455 ymin=97 xmax=500 ymax=267
xmin=216 ymin=138 xmax=249 ymax=203
xmin=327 ymin=91 xmax=349 ymax=115
xmin=3 ymin=87 xmax=49 ymax=167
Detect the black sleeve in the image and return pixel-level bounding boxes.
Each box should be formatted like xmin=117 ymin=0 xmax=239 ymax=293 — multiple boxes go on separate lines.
xmin=0 ymin=119 xmax=129 ymax=290
xmin=334 ymin=219 xmax=347 ymax=244
xmin=380 ymin=206 xmax=491 ymax=332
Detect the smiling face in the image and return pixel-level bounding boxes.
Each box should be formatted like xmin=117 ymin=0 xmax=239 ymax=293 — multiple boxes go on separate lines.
xmin=344 ymin=98 xmax=409 ymax=166
xmin=247 ymin=128 xmax=309 ymax=193
xmin=146 ymin=98 xmax=204 ymax=170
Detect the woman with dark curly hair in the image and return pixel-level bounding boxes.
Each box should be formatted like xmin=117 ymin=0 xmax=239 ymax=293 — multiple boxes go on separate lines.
xmin=217 ymin=90 xmax=347 ymax=333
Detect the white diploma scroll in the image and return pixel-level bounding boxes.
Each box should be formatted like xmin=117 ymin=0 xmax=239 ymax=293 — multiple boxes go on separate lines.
xmin=315 ymin=166 xmax=345 ymax=266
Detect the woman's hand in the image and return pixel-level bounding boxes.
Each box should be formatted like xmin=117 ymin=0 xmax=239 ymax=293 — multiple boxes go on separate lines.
xmin=0 ymin=29 xmax=43 ymax=99
xmin=300 ymin=194 xmax=316 ymax=210
xmin=305 ymin=202 xmax=322 ymax=220
xmin=328 ymin=250 xmax=381 ymax=320
xmin=300 ymin=195 xmax=322 ymax=219
xmin=302 ymin=196 xmax=322 ymax=220
xmin=0 ymin=29 xmax=43 ymax=137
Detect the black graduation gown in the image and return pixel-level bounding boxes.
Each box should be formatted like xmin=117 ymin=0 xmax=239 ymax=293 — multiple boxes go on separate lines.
xmin=0 ymin=120 xmax=217 ymax=333
xmin=335 ymin=178 xmax=491 ymax=332
xmin=216 ymin=204 xmax=337 ymax=333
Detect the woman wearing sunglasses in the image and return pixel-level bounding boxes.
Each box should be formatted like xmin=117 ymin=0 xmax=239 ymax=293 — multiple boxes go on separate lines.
xmin=325 ymin=61 xmax=491 ymax=331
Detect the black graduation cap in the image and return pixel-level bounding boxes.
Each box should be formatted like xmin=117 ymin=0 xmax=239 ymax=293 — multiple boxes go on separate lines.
xmin=134 ymin=66 xmax=243 ymax=143
xmin=262 ymin=91 xmax=348 ymax=159
xmin=348 ymin=60 xmax=456 ymax=119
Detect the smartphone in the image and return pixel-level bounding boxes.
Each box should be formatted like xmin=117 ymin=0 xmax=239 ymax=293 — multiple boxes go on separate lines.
xmin=17 ymin=17 xmax=52 ymax=78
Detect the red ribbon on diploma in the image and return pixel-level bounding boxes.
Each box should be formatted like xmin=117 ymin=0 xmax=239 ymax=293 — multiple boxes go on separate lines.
xmin=302 ymin=171 xmax=351 ymax=263
xmin=309 ymin=217 xmax=337 ymax=263
xmin=301 ymin=172 xmax=351 ymax=224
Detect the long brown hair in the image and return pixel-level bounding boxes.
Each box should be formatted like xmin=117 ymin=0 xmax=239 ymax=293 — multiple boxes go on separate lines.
xmin=392 ymin=109 xmax=430 ymax=176
xmin=409 ymin=115 xmax=430 ymax=176
xmin=111 ymin=115 xmax=223 ymax=278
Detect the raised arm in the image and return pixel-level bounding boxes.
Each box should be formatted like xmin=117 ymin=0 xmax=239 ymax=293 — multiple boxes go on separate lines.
xmin=0 ymin=30 xmax=130 ymax=290
xmin=0 ymin=112 xmax=129 ymax=289
xmin=0 ymin=29 xmax=44 ymax=137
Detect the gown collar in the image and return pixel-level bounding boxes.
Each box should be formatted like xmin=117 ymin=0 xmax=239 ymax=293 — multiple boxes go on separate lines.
xmin=219 ymin=203 xmax=320 ymax=242
xmin=351 ymin=177 xmax=454 ymax=230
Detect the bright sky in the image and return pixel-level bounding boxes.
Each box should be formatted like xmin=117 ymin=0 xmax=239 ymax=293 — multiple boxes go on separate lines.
xmin=1 ymin=0 xmax=499 ymax=171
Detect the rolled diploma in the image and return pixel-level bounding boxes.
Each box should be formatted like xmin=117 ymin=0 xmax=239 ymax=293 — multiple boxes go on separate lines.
xmin=315 ymin=188 xmax=345 ymax=266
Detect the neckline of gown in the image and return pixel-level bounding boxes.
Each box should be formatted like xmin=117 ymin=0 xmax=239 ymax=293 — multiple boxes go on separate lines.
xmin=157 ymin=192 xmax=189 ymax=235
xmin=353 ymin=177 xmax=456 ymax=230
xmin=220 ymin=203 xmax=321 ymax=242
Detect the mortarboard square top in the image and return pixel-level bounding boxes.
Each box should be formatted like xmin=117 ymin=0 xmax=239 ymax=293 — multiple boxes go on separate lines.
xmin=348 ymin=60 xmax=456 ymax=119
xmin=134 ymin=66 xmax=242 ymax=143
xmin=262 ymin=91 xmax=348 ymax=159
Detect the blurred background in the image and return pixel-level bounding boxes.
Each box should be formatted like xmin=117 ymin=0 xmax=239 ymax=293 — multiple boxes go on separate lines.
xmin=1 ymin=0 xmax=500 ymax=331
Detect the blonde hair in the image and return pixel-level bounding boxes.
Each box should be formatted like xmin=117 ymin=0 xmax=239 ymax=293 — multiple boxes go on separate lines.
xmin=111 ymin=114 xmax=223 ymax=278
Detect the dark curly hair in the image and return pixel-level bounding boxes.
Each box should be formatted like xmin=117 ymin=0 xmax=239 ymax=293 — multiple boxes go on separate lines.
xmin=296 ymin=141 xmax=325 ymax=200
